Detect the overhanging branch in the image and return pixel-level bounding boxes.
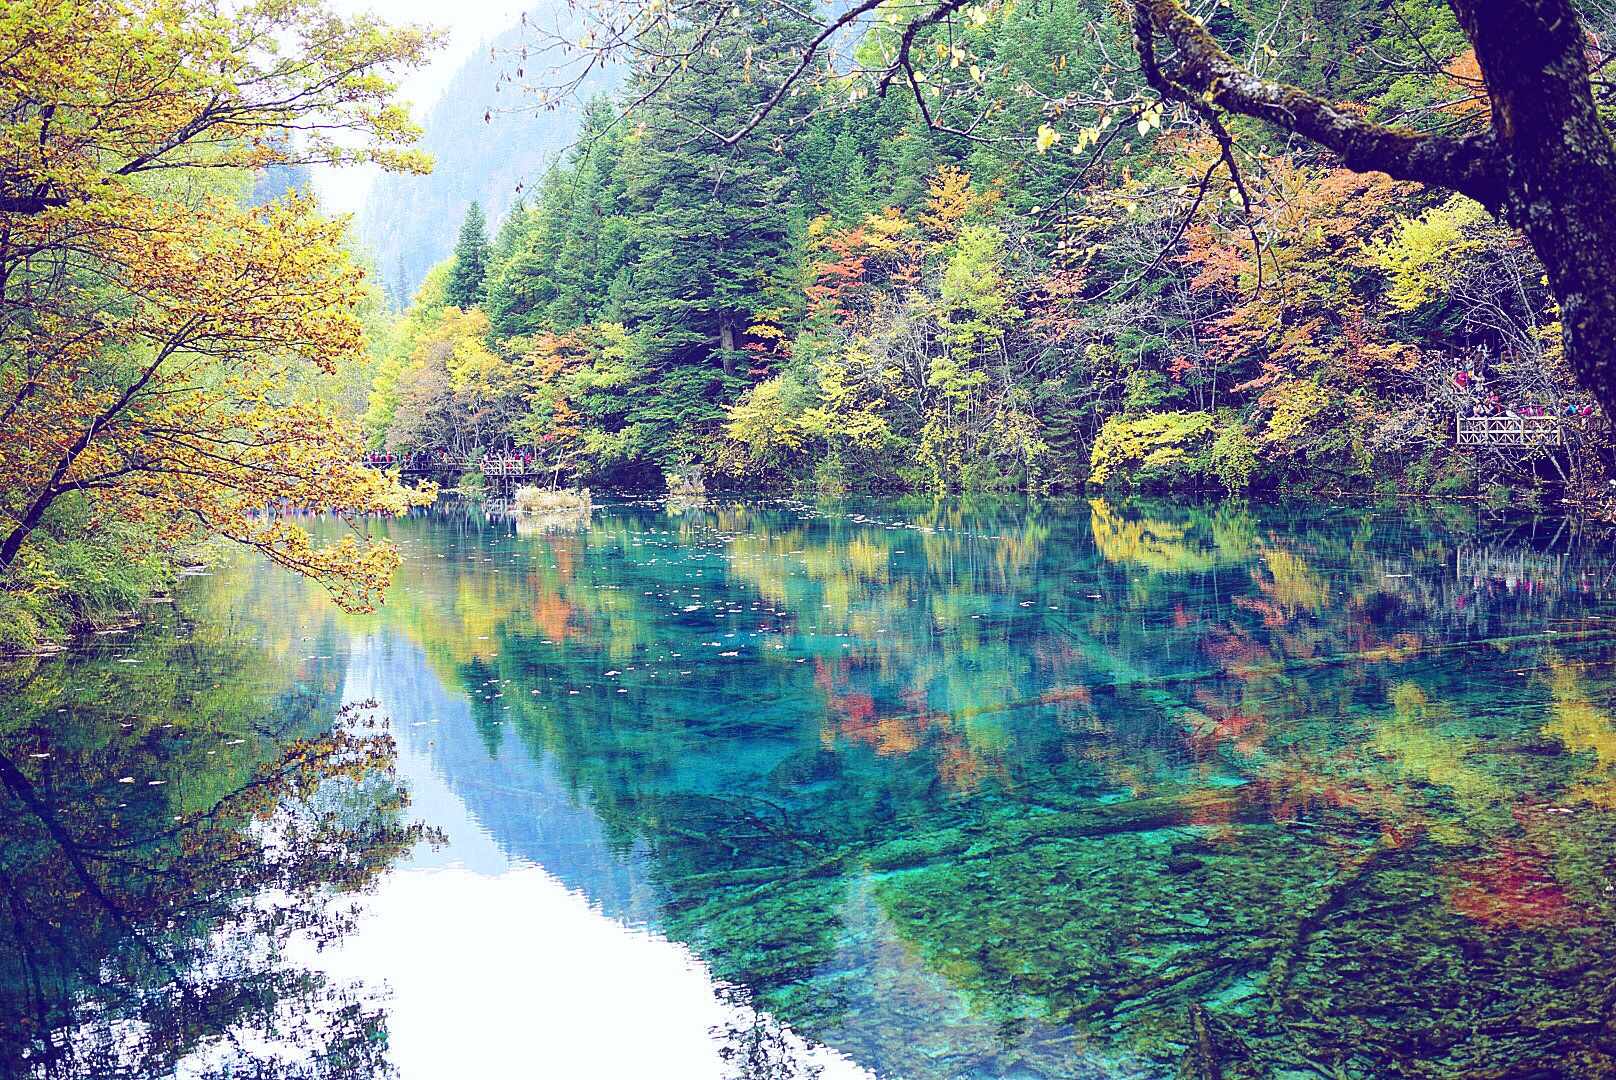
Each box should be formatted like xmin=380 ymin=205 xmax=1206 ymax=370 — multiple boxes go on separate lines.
xmin=1133 ymin=0 xmax=1506 ymax=208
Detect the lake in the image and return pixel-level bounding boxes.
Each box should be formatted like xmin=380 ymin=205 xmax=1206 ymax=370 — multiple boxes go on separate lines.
xmin=4 ymin=497 xmax=1615 ymax=1080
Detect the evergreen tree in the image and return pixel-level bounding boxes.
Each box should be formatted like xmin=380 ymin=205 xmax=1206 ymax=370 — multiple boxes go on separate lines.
xmin=620 ymin=15 xmax=814 ymax=379
xmin=444 ymin=200 xmax=491 ymax=309
xmin=389 ymin=254 xmax=410 ymax=311
xmin=544 ymin=98 xmax=633 ymax=330
xmin=483 ymin=98 xmax=633 ymax=338
xmin=488 ymin=196 xmax=528 ymax=265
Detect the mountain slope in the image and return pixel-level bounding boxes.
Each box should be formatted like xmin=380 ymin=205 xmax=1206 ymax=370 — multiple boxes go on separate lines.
xmin=358 ymin=11 xmax=617 ymax=304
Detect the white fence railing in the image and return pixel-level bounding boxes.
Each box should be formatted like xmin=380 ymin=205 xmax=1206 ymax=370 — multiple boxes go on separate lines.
xmin=1455 ymin=415 xmax=1562 ymax=447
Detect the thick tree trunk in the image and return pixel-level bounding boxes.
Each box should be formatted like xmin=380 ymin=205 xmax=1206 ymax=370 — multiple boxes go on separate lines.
xmin=1135 ymin=0 xmax=1616 ymax=419
xmin=719 ymin=318 xmax=737 ymax=377
xmin=0 ymin=350 xmax=168 ymax=576
xmin=1455 ymin=0 xmax=1616 ymax=417
xmin=0 ymin=517 xmax=34 ymax=574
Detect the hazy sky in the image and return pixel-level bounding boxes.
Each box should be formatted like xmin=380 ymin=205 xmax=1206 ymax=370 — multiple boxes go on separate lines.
xmin=314 ymin=0 xmax=530 ymax=215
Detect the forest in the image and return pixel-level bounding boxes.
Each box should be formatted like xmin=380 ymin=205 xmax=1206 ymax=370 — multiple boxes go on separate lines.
xmin=359 ymin=0 xmax=1616 ymax=505
xmin=4 ymin=0 xmax=1616 ymax=649
xmin=11 ymin=3 xmax=1616 ymax=1073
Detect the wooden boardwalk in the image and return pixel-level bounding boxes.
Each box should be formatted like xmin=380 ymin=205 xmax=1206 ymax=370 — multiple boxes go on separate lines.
xmin=1455 ymin=415 xmax=1562 ymax=448
xmin=363 ymin=456 xmax=550 ymax=486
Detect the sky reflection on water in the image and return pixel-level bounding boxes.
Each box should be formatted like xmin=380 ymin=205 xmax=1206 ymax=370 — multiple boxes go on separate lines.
xmin=307 ymin=633 xmax=869 ymax=1080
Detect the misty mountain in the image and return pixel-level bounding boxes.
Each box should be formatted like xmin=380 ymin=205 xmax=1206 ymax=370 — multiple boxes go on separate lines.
xmin=249 ymin=163 xmax=313 ymax=207
xmin=357 ymin=11 xmax=618 ymax=306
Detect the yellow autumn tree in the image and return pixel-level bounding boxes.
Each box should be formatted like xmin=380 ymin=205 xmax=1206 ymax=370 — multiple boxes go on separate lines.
xmin=0 ymin=0 xmax=441 ymax=611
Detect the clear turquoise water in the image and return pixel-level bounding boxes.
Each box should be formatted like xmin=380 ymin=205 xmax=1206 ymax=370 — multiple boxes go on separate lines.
xmin=5 ymin=497 xmax=1616 ymax=1079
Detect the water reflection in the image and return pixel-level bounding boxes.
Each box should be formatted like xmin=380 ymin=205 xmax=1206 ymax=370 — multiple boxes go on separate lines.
xmin=8 ymin=496 xmax=1616 ymax=1079
xmin=379 ymin=496 xmax=1616 ymax=1079
xmin=0 ymin=622 xmax=432 ymax=1079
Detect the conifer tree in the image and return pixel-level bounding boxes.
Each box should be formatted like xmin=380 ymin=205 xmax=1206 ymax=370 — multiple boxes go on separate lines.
xmin=620 ymin=18 xmax=812 ymax=379
xmin=445 ymin=200 xmax=491 ymax=309
xmin=479 ymin=107 xmax=636 ymax=339
xmin=489 ymin=196 xmax=528 ymax=265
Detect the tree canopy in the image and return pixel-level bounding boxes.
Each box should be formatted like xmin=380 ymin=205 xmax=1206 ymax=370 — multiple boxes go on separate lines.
xmin=521 ymin=0 xmax=1616 ymax=421
xmin=0 ymin=0 xmax=442 ymax=613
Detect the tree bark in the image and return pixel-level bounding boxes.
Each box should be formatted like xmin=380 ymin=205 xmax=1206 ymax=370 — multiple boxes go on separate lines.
xmin=1454 ymin=0 xmax=1616 ymax=420
xmin=1134 ymin=0 xmax=1616 ymax=419
xmin=0 ymin=517 xmax=37 ymax=575
xmin=719 ymin=318 xmax=737 ymax=377
xmin=0 ymin=346 xmax=171 ymax=575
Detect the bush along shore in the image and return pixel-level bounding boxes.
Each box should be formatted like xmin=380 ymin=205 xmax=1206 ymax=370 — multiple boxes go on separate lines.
xmin=0 ymin=496 xmax=180 ymax=654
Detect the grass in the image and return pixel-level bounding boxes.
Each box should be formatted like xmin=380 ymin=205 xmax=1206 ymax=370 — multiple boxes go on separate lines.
xmin=0 ymin=498 xmax=175 ymax=653
xmin=513 ymin=486 xmax=592 ymax=513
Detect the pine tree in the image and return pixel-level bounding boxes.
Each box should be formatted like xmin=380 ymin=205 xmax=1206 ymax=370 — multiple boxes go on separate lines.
xmin=488 ymin=196 xmax=527 ymax=265
xmin=620 ymin=16 xmax=813 ymax=379
xmin=388 ymin=254 xmax=413 ymax=311
xmin=445 ymin=200 xmax=491 ymax=309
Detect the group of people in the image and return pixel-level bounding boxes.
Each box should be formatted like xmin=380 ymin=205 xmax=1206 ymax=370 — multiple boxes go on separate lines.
xmin=1450 ymin=364 xmax=1596 ymax=419
xmin=358 ymin=449 xmax=543 ymax=473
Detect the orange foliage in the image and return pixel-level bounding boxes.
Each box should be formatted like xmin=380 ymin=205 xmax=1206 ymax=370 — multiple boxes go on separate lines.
xmin=1444 ymin=842 xmax=1573 ymax=929
xmin=518 ymin=331 xmax=594 ymax=457
xmin=1436 ymin=50 xmax=1491 ymax=121
xmin=805 ymin=208 xmax=927 ymax=323
xmin=1180 ymin=156 xmax=1421 ymax=395
xmin=811 ymin=658 xmax=1003 ymax=793
xmin=532 ymin=595 xmax=575 ymax=642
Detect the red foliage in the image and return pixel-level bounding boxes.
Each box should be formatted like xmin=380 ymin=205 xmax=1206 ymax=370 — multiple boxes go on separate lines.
xmin=804 ymin=227 xmax=873 ymax=319
xmin=1443 ymin=841 xmax=1573 ymax=929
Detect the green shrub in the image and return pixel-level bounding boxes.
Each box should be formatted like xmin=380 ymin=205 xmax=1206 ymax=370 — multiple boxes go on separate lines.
xmin=1089 ymin=411 xmax=1215 ymax=489
xmin=1208 ymin=422 xmax=1258 ymax=496
xmin=1429 ymin=460 xmax=1475 ymax=497
xmin=0 ymin=498 xmax=172 ymax=652
xmin=813 ymin=454 xmax=849 ymax=497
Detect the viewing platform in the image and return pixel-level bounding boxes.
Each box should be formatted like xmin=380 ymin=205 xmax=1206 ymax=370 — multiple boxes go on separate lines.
xmin=1455 ymin=415 xmax=1563 ymax=448
xmin=361 ymin=455 xmax=549 ymax=488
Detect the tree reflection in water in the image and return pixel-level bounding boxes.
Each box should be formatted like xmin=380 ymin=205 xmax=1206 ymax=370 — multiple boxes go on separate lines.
xmin=15 ymin=497 xmax=1614 ymax=1079
xmin=394 ymin=496 xmax=1616 ymax=1079
xmin=0 ymin=634 xmax=434 ymax=1080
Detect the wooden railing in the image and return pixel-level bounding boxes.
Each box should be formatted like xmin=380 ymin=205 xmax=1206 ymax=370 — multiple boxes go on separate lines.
xmin=1455 ymin=415 xmax=1563 ymax=447
xmin=481 ymin=459 xmax=545 ymax=477
xmin=359 ymin=456 xmax=469 ymax=472
xmin=360 ymin=455 xmax=546 ymax=478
